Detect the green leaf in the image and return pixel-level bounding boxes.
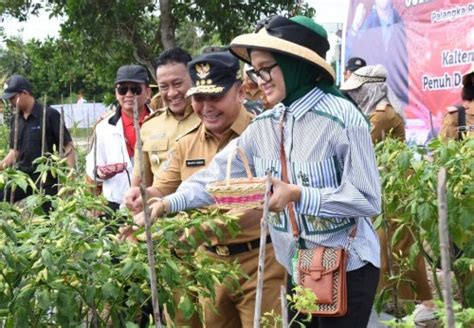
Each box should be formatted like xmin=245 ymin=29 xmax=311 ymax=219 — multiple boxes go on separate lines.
xmin=178 ymin=294 xmax=195 ymax=320
xmin=102 ymin=281 xmax=119 ymax=299
xmin=35 ymin=289 xmax=51 ymax=310
xmin=397 ymin=151 xmax=411 ymax=170
xmin=390 ymin=224 xmax=405 ymax=249
xmin=1 ymin=222 xmax=17 ymax=242
xmin=41 ymin=249 xmax=54 ymax=267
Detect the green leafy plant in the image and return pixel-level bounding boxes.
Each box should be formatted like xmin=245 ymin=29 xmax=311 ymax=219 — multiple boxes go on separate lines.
xmin=0 ymin=153 xmax=243 ymax=327
xmin=374 ymin=137 xmax=474 ymax=318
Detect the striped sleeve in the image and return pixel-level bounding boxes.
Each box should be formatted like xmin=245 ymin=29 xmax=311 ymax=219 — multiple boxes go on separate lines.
xmin=295 ymin=124 xmax=381 ymax=218
xmin=322 ymin=124 xmax=380 ymax=217
xmin=165 ymin=137 xmax=254 ymax=213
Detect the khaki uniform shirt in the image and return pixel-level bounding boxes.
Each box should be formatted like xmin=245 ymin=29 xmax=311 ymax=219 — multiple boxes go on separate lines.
xmin=439 ymin=105 xmax=474 ymax=140
xmin=133 ymin=104 xmax=201 ymax=183
xmin=155 ymin=106 xmax=259 ymax=245
xmin=149 ymin=93 xmax=165 ymax=112
xmin=369 ymin=103 xmax=405 ymax=143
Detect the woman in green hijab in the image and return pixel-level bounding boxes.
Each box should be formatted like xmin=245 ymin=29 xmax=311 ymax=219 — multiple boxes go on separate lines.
xmin=229 ymin=15 xmax=381 ymax=328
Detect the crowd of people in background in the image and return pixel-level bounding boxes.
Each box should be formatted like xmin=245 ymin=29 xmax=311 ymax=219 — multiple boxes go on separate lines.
xmin=1 ymin=10 xmax=473 ymax=328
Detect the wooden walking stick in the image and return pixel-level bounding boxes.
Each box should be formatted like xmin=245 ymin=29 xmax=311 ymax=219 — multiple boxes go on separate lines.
xmin=253 ymin=171 xmax=272 ymax=328
xmin=132 ymin=97 xmax=162 ymax=328
xmin=437 ymin=167 xmax=455 ymax=327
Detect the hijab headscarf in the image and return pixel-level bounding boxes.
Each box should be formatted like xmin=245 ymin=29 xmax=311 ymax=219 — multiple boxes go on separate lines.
xmin=342 ymin=64 xmax=405 ymax=121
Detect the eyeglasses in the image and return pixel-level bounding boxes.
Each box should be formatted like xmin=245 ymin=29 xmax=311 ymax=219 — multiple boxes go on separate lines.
xmin=246 ymin=63 xmax=279 ymax=84
xmin=116 ymin=85 xmax=142 ymax=96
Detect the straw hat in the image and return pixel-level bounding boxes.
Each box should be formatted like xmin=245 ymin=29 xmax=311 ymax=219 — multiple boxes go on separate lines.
xmin=340 ymin=64 xmax=387 ymax=91
xmin=229 ymin=15 xmax=336 ymax=83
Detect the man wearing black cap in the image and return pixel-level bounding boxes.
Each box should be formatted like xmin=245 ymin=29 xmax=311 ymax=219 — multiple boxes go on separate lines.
xmin=121 ymin=51 xmax=286 ymax=327
xmin=86 ymin=65 xmax=152 ymax=210
xmin=344 ymin=57 xmax=367 ymax=81
xmin=0 ymin=74 xmax=75 ymax=206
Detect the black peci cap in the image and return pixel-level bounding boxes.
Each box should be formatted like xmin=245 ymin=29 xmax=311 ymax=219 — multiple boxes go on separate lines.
xmin=186 ymin=51 xmax=241 ymax=97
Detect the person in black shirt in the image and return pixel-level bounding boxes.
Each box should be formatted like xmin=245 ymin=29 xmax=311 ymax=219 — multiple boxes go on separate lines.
xmin=0 ymin=74 xmax=75 ymax=205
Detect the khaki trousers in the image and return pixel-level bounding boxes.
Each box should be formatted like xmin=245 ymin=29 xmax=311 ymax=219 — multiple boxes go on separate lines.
xmin=201 ymin=243 xmax=286 ymax=328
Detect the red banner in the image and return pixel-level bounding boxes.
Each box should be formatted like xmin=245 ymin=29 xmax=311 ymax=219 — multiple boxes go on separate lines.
xmin=343 ymin=0 xmax=474 ymax=142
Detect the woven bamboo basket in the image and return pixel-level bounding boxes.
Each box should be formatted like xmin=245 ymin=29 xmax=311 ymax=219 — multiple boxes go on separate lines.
xmin=207 ymin=146 xmax=267 ymax=210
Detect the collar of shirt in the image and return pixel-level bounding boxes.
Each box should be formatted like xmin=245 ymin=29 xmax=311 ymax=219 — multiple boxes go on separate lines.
xmin=121 ymin=106 xmax=149 ymax=127
xmin=164 ymin=103 xmax=194 ymax=120
xmin=121 ymin=106 xmax=150 ymax=157
xmin=25 ymin=101 xmax=43 ymax=120
xmin=286 ymin=86 xmax=326 ymax=121
xmin=201 ymin=105 xmax=253 ymax=141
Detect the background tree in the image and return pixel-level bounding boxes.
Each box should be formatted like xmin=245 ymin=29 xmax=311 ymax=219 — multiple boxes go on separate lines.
xmin=0 ymin=0 xmax=315 ymax=102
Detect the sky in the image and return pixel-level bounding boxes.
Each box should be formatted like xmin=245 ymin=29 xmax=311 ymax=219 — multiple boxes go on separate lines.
xmin=1 ymin=8 xmax=63 ymax=44
xmin=308 ymin=0 xmax=349 ymax=23
xmin=1 ymin=1 xmax=349 ymax=44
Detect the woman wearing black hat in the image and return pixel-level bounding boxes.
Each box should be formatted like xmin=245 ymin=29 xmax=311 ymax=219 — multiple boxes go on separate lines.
xmin=126 ymin=16 xmax=382 ymax=327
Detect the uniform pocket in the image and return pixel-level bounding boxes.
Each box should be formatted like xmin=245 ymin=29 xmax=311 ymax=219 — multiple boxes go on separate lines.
xmin=252 ymin=156 xmax=281 ymax=179
xmin=292 ymin=155 xmax=342 ymax=189
xmin=143 ymin=138 xmax=168 ymax=152
xmin=143 ymin=139 xmax=168 ymax=170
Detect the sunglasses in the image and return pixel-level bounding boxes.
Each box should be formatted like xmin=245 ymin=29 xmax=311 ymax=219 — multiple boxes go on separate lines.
xmin=116 ymin=85 xmax=143 ymax=96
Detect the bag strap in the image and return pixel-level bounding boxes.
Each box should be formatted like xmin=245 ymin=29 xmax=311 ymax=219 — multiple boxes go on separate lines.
xmin=278 ymin=111 xmax=299 ymax=240
xmin=456 ymin=105 xmax=466 ymax=140
xmin=278 ymin=110 xmax=357 ymax=245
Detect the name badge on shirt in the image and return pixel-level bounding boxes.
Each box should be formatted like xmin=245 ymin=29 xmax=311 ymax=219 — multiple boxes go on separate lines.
xmin=186 ymin=159 xmax=205 ymax=167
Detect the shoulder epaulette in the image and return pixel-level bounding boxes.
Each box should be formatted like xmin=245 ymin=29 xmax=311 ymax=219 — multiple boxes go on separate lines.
xmin=143 ymin=109 xmax=164 ymax=123
xmin=176 ymin=123 xmax=201 ymax=142
xmin=447 ymin=106 xmax=459 ymax=114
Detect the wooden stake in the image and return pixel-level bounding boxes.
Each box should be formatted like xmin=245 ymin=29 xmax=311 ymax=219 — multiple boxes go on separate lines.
xmin=132 ymin=97 xmax=161 ymax=328
xmin=9 ymin=99 xmax=20 ymax=204
xmin=437 ymin=167 xmax=455 ymax=327
xmin=60 ymin=95 xmax=65 ymax=158
xmin=280 ymin=285 xmax=289 ymax=328
xmin=39 ymin=94 xmax=47 ymax=193
xmin=253 ymin=172 xmax=272 ymax=328
xmin=382 ymin=200 xmax=400 ymax=318
xmin=58 ymin=105 xmax=65 ymax=190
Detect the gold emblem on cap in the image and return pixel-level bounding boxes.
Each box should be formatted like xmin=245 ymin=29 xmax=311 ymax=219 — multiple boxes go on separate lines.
xmin=196 ymin=63 xmax=211 ymax=79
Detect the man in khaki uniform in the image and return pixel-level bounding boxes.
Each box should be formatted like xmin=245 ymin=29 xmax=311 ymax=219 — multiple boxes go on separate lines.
xmin=125 ymin=48 xmax=201 ymax=202
xmin=342 ymin=64 xmax=437 ymax=323
xmin=123 ymin=51 xmax=286 ymax=328
xmin=369 ymin=101 xmax=405 ymax=143
xmin=440 ymin=64 xmax=474 ymax=140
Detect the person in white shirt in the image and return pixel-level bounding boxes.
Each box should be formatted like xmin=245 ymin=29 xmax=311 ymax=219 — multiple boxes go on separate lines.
xmin=86 ymin=65 xmax=152 ymax=210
